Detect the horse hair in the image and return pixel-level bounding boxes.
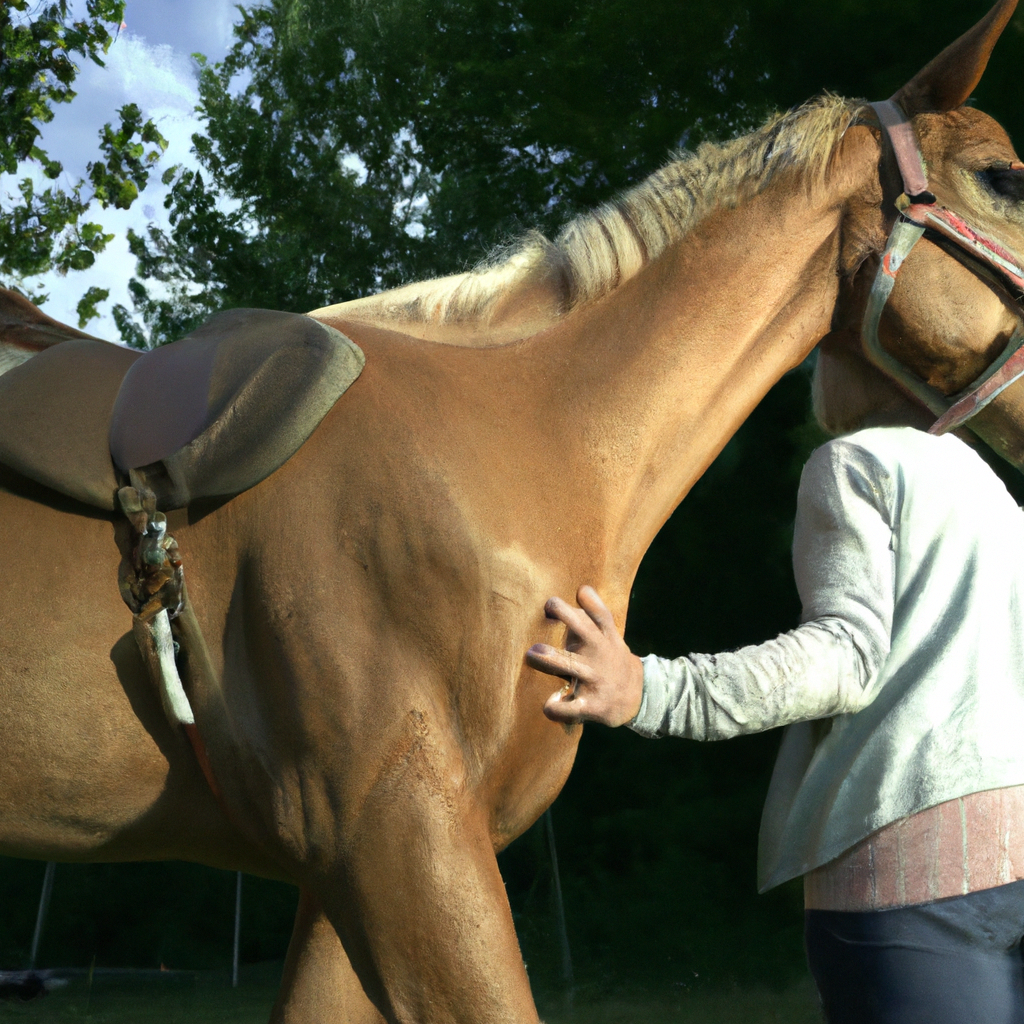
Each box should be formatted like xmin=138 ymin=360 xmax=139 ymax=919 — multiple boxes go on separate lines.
xmin=343 ymin=94 xmax=867 ymax=329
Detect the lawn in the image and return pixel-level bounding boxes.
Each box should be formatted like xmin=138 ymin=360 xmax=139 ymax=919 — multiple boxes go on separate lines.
xmin=0 ymin=967 xmax=822 ymax=1024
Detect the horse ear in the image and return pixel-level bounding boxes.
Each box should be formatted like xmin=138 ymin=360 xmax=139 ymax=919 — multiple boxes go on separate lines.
xmin=891 ymin=0 xmax=1018 ymax=115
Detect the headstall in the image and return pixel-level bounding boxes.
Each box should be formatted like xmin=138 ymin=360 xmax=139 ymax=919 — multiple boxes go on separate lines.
xmin=863 ymin=99 xmax=1024 ymax=436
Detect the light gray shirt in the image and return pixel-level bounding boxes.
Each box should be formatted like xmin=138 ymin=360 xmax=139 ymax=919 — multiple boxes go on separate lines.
xmin=629 ymin=426 xmax=1024 ymax=891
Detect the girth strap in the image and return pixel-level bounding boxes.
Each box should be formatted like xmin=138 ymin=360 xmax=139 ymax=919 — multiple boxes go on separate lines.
xmin=116 ymin=483 xmax=226 ymax=807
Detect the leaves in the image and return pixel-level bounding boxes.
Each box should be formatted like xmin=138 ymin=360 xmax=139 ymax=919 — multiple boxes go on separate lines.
xmin=75 ymin=284 xmax=110 ymax=327
xmin=115 ymin=0 xmax=770 ymax=345
xmin=88 ymin=103 xmax=168 ymax=210
xmin=0 ymin=1 xmax=167 ymax=321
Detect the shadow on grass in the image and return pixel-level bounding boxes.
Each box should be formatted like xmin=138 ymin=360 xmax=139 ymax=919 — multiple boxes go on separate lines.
xmin=0 ymin=965 xmax=823 ymax=1024
xmin=0 ymin=964 xmax=281 ymax=1024
xmin=538 ymin=978 xmax=823 ymax=1023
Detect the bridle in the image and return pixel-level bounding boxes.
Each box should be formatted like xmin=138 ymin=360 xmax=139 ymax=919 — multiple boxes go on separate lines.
xmin=862 ymin=98 xmax=1024 ymax=436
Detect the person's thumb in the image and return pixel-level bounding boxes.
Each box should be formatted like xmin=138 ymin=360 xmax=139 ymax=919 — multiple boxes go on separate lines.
xmin=544 ymin=688 xmax=590 ymax=724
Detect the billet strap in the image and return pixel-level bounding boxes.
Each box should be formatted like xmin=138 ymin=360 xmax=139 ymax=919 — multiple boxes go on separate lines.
xmin=170 ymin=589 xmax=226 ymax=803
xmin=870 ymin=100 xmax=933 ymax=202
xmin=185 ymin=723 xmax=223 ymax=801
xmin=118 ymin=483 xmax=195 ymax=727
xmin=131 ymin=613 xmax=195 ymax=727
xmin=115 ymin=485 xmax=230 ymax=814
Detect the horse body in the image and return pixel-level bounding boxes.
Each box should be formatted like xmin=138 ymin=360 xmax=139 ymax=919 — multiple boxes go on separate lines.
xmin=4 ymin=3 xmax=1024 ymax=1019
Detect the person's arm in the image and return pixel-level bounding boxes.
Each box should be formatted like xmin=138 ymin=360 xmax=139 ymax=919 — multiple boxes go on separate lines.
xmin=629 ymin=618 xmax=879 ymax=739
xmin=526 ymin=440 xmax=896 ymax=738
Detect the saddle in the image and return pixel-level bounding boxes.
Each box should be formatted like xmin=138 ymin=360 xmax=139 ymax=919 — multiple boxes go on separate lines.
xmin=0 ymin=303 xmax=365 ymax=777
xmin=0 ymin=306 xmax=364 ymax=510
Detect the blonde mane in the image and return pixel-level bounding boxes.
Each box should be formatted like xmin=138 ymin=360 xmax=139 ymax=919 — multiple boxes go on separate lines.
xmin=311 ymin=95 xmax=866 ymax=344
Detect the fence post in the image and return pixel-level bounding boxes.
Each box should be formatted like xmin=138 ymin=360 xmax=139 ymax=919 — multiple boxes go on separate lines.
xmin=28 ymin=862 xmax=56 ymax=970
xmin=232 ymin=871 xmax=242 ymax=987
xmin=544 ymin=809 xmax=574 ymax=1011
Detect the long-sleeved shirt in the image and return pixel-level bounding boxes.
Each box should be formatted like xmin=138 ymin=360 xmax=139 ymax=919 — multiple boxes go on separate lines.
xmin=628 ymin=425 xmax=1024 ymax=892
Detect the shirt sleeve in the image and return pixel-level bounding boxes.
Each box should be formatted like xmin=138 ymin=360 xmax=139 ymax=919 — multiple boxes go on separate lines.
xmin=628 ymin=439 xmax=896 ymax=741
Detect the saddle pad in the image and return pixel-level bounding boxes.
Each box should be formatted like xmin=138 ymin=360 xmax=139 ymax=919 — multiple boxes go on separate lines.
xmin=109 ymin=309 xmax=364 ymax=510
xmin=0 ymin=339 xmax=141 ymax=508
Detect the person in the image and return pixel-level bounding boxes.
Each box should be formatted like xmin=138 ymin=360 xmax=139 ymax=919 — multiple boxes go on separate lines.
xmin=526 ymin=382 xmax=1024 ymax=1023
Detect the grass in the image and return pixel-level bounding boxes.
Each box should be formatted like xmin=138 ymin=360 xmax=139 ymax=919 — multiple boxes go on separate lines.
xmin=0 ymin=968 xmax=280 ymax=1024
xmin=539 ymin=979 xmax=823 ymax=1023
xmin=0 ymin=967 xmax=823 ymax=1024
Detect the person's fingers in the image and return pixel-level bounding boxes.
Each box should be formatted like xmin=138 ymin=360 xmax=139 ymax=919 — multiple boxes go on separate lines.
xmin=576 ymin=585 xmax=616 ymax=633
xmin=543 ymin=595 xmax=601 ymax=642
xmin=525 ymin=643 xmax=567 ymax=678
xmin=526 ymin=643 xmax=596 ymax=682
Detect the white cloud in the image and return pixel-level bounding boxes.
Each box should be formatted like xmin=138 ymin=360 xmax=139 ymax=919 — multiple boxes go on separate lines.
xmin=11 ymin=2 xmax=241 ymax=341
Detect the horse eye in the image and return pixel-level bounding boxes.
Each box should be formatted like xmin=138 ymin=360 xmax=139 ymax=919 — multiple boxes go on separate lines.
xmin=977 ymin=166 xmax=1024 ymax=202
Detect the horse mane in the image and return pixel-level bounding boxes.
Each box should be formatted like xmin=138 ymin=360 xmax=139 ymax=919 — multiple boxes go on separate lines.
xmin=311 ymin=94 xmax=866 ymax=340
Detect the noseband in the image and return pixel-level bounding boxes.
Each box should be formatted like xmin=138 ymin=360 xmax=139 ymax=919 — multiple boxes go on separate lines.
xmin=863 ymin=99 xmax=1024 ymax=436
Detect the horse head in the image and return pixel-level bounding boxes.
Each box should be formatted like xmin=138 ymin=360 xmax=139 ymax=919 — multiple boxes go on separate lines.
xmin=820 ymin=0 xmax=1024 ymax=467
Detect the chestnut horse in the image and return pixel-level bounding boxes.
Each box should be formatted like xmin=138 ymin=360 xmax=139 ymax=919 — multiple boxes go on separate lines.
xmin=3 ymin=2 xmax=1024 ymax=1020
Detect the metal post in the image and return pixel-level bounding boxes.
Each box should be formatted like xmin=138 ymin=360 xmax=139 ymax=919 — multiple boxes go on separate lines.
xmin=544 ymin=810 xmax=574 ymax=1010
xmin=28 ymin=862 xmax=56 ymax=970
xmin=232 ymin=871 xmax=242 ymax=988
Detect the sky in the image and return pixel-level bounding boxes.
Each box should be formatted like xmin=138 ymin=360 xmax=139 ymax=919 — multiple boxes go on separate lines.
xmin=7 ymin=0 xmax=243 ymax=340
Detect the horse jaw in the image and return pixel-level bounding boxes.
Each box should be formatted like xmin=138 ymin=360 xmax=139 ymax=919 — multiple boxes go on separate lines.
xmin=892 ymin=0 xmax=1018 ymax=115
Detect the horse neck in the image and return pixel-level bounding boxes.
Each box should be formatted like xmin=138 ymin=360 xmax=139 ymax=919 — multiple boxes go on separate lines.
xmin=538 ymin=154 xmax=874 ymax=593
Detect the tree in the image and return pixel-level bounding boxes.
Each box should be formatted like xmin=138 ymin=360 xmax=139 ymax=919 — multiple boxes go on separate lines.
xmin=0 ymin=0 xmax=167 ymax=326
xmin=116 ymin=0 xmax=1024 ymax=346
xmin=113 ymin=0 xmax=770 ymax=345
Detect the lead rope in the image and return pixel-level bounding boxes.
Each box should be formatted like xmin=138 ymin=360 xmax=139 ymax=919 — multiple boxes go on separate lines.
xmin=116 ymin=482 xmax=223 ymax=802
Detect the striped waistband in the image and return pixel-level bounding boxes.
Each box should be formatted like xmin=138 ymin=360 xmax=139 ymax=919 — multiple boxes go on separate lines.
xmin=804 ymin=785 xmax=1024 ymax=911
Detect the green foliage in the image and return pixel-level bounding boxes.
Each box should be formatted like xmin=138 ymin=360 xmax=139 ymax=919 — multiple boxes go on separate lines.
xmin=0 ymin=1 xmax=167 ymax=311
xmin=0 ymin=0 xmax=123 ymax=174
xmin=116 ymin=0 xmax=1024 ymax=347
xmin=89 ymin=103 xmax=169 ymax=210
xmin=76 ymin=284 xmax=110 ymax=326
xmin=115 ymin=0 xmax=771 ymax=344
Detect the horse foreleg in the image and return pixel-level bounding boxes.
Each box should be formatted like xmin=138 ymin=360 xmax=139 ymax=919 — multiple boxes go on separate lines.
xmin=315 ymin=767 xmax=539 ymax=1024
xmin=271 ymin=888 xmax=385 ymax=1024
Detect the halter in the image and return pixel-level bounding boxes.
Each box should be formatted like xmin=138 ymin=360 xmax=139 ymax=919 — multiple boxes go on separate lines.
xmin=863 ymin=99 xmax=1024 ymax=436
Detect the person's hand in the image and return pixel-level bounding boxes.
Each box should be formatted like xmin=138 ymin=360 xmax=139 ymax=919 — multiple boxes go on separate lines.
xmin=526 ymin=585 xmax=644 ymax=726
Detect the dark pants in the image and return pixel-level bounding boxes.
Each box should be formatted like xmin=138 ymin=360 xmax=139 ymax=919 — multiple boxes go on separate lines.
xmin=805 ymin=880 xmax=1024 ymax=1024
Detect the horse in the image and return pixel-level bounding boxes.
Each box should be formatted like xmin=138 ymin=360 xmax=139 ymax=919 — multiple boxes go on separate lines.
xmin=3 ymin=1 xmax=1024 ymax=1020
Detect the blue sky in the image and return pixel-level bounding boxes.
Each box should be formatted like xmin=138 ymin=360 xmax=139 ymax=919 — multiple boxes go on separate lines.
xmin=10 ymin=0 xmax=242 ymax=339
